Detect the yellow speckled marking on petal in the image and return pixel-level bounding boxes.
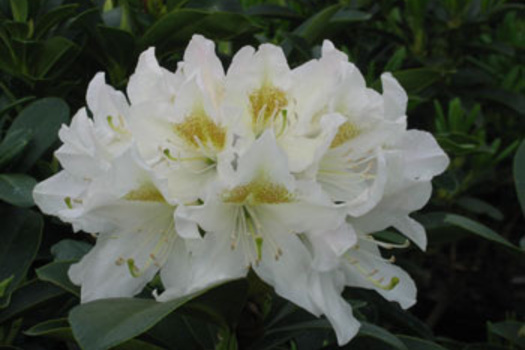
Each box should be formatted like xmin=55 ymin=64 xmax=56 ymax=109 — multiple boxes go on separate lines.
xmin=222 ymin=176 xmax=293 ymax=205
xmin=124 ymin=183 xmax=165 ymax=202
xmin=249 ymin=85 xmax=288 ymax=133
xmin=173 ymin=110 xmax=226 ymax=151
xmin=330 ymin=121 xmax=360 ymax=148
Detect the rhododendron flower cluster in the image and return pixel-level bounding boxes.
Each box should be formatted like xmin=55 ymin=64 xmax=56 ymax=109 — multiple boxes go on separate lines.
xmin=33 ymin=35 xmax=449 ymax=345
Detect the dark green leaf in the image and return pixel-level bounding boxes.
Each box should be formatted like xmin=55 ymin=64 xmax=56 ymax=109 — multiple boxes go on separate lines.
xmin=140 ymin=9 xmax=257 ymax=55
xmin=375 ymin=68 xmax=443 ymax=94
xmin=9 ymin=0 xmax=27 ymax=22
xmin=0 ymin=280 xmax=64 ymax=323
xmin=0 ymin=129 xmax=32 ymax=168
xmin=0 ymin=275 xmax=13 ymax=298
xmin=514 ymin=140 xmax=525 ymax=216
xmin=51 ymin=239 xmax=92 ymax=262
xmin=488 ymin=321 xmax=525 ymax=347
xmin=292 ymin=4 xmax=340 ymax=44
xmin=7 ymin=97 xmax=69 ymax=171
xmin=357 ymin=322 xmax=407 ymax=350
xmin=456 ymin=196 xmax=504 ymax=221
xmin=399 ymin=335 xmax=448 ymax=350
xmin=36 ymin=261 xmax=79 ymax=296
xmin=245 ymin=4 xmax=301 ymax=19
xmin=330 ymin=9 xmax=372 ymax=23
xmin=69 ymin=293 xmax=201 ymax=350
xmin=0 ymin=207 xmax=43 ymax=307
xmin=0 ymin=174 xmax=37 ymax=207
xmin=34 ymin=4 xmax=79 ymax=39
xmin=31 ymin=36 xmax=80 ymax=78
xmin=26 ymin=318 xmax=165 ymax=350
xmin=420 ymin=212 xmax=520 ymax=251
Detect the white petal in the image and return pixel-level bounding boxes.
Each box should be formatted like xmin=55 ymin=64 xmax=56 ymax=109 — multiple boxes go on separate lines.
xmin=157 ymin=233 xmax=247 ymax=301
xmin=33 ymin=171 xmax=88 ymax=217
xmin=253 ymin=230 xmax=319 ymax=315
xmin=344 ymin=241 xmax=417 ymax=309
xmin=127 ymin=47 xmax=181 ymax=105
xmin=397 ymin=130 xmax=450 ymax=181
xmin=392 ymin=215 xmax=427 ymax=250
xmin=69 ymin=231 xmax=159 ymax=302
xmin=381 ymin=73 xmax=408 ymax=121
xmin=309 ymin=272 xmax=361 ymax=345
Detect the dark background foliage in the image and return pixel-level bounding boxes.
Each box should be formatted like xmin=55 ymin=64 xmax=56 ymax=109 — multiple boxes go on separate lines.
xmin=0 ymin=0 xmax=524 ymax=349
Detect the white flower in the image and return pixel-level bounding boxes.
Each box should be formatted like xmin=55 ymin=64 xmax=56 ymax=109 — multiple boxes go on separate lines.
xmin=33 ymin=34 xmax=450 ymax=346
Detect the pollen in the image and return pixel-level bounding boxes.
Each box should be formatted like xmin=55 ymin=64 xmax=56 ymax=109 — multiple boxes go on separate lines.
xmin=173 ymin=110 xmax=226 ymax=151
xmin=124 ymin=183 xmax=165 ymax=202
xmin=249 ymin=85 xmax=288 ymax=131
xmin=222 ymin=177 xmax=293 ymax=204
xmin=330 ymin=121 xmax=360 ymax=148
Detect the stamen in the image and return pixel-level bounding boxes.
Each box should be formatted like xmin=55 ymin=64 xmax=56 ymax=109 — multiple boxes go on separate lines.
xmin=345 ymin=255 xmax=400 ymax=291
xmin=64 ymin=197 xmax=73 ymax=209
xmin=107 ymin=115 xmax=129 ymax=135
xmin=127 ymin=259 xmax=140 ymax=277
xmin=365 ymin=235 xmax=411 ymax=249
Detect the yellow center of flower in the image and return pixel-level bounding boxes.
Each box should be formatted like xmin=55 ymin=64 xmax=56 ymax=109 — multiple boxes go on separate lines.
xmin=330 ymin=121 xmax=360 ymax=148
xmin=222 ymin=177 xmax=294 ymax=205
xmin=173 ymin=109 xmax=226 ymax=151
xmin=124 ymin=183 xmax=165 ymax=202
xmin=249 ymin=85 xmax=288 ymax=135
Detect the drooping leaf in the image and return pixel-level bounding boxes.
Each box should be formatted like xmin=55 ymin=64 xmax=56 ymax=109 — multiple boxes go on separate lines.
xmin=0 ymin=174 xmax=37 ymax=207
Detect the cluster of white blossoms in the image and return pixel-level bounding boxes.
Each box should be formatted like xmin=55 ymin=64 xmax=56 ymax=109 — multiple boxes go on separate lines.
xmin=34 ymin=35 xmax=449 ymax=345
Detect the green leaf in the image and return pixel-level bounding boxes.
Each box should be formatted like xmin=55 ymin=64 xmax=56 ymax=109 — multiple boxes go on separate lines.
xmin=0 ymin=207 xmax=43 ymax=307
xmin=9 ymin=0 xmax=27 ymax=22
xmin=0 ymin=280 xmax=64 ymax=323
xmin=69 ymin=293 xmax=202 ymax=350
xmin=377 ymin=68 xmax=442 ymax=94
xmin=357 ymin=322 xmax=408 ymax=350
xmin=97 ymin=25 xmax=135 ymax=64
xmin=488 ymin=321 xmax=525 ymax=348
xmin=7 ymin=97 xmax=69 ymax=171
xmin=34 ymin=4 xmax=79 ymax=39
xmin=245 ymin=4 xmax=301 ymax=19
xmin=0 ymin=130 xmax=32 ymax=168
xmin=398 ymin=335 xmax=448 ymax=350
xmin=36 ymin=261 xmax=79 ymax=296
xmin=456 ymin=196 xmax=503 ymax=221
xmin=181 ymin=279 xmax=248 ymax=328
xmin=420 ymin=212 xmax=520 ymax=251
xmin=0 ymin=275 xmax=13 ymax=298
xmin=30 ymin=36 xmax=80 ymax=78
xmin=51 ymin=239 xmax=92 ymax=262
xmin=292 ymin=4 xmax=340 ymax=44
xmin=330 ymin=9 xmax=372 ymax=23
xmin=25 ymin=318 xmax=72 ymax=339
xmin=514 ymin=140 xmax=525 ymax=216
xmin=26 ymin=318 xmax=165 ymax=350
xmin=140 ymin=9 xmax=257 ymax=55
xmin=0 ymin=174 xmax=37 ymax=207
